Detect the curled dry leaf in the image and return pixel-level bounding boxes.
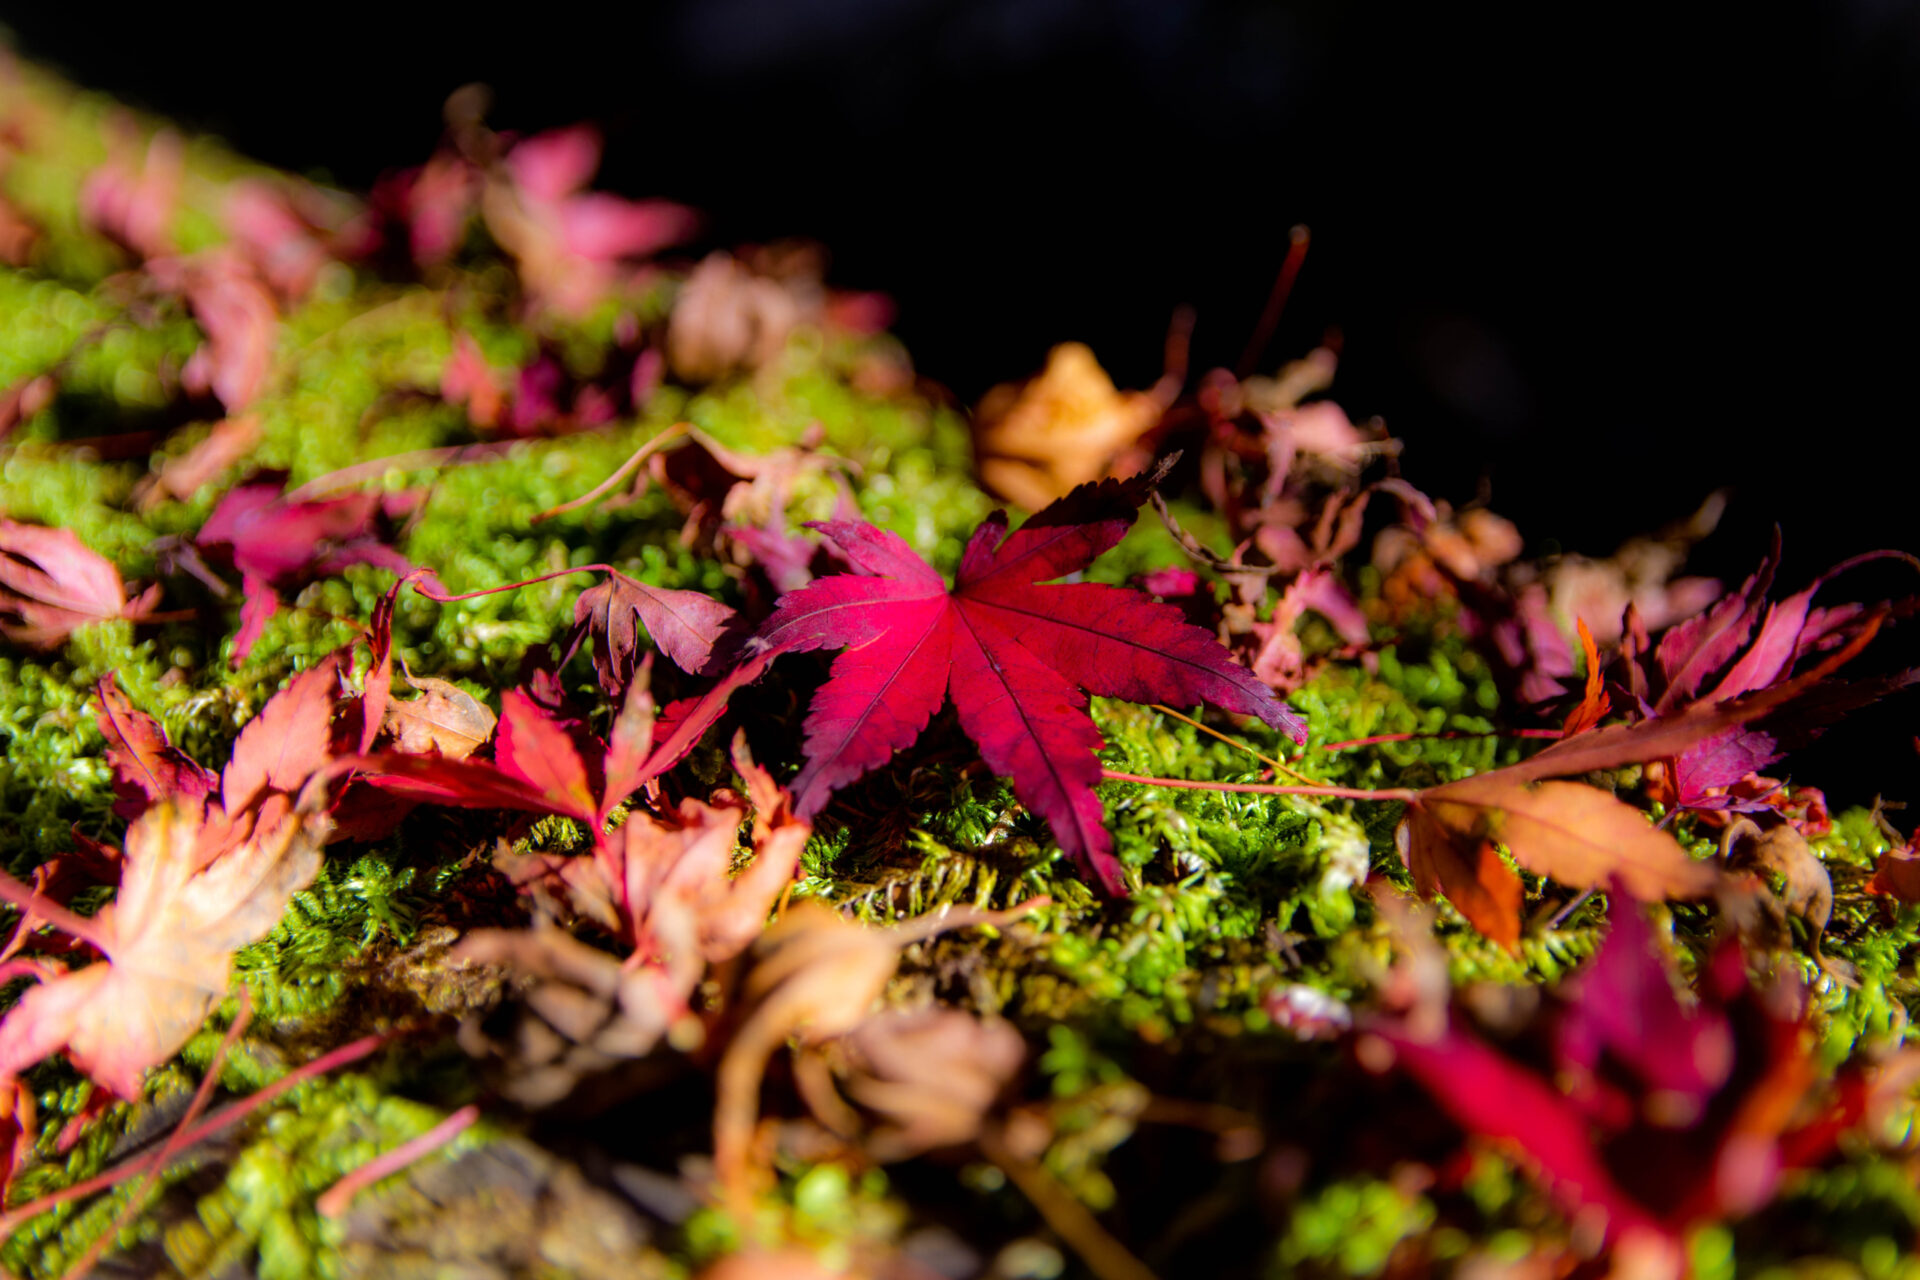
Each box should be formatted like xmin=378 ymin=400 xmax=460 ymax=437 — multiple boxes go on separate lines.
xmin=453 ymin=923 xmax=690 ymax=1109
xmin=384 ymin=671 xmax=498 ymax=760
xmin=666 ymin=251 xmax=805 ymax=384
xmin=714 ymin=897 xmax=1044 ymax=1215
xmin=0 ymin=519 xmax=161 ymax=649
xmin=806 ymin=1006 xmax=1026 ymax=1162
xmin=972 ymin=342 xmax=1165 ymax=511
xmin=1720 ymin=817 xmax=1832 ymax=947
xmin=568 ymin=570 xmax=738 ymax=697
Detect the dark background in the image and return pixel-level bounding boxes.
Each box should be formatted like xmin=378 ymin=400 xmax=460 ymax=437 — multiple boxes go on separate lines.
xmin=6 ymin=0 xmax=1918 ymax=802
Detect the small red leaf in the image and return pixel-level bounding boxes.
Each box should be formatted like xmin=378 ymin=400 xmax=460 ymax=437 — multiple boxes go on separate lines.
xmin=95 ymin=677 xmax=217 ymax=820
xmin=220 ymin=655 xmax=344 ymax=816
xmin=494 ymin=689 xmax=600 ymax=823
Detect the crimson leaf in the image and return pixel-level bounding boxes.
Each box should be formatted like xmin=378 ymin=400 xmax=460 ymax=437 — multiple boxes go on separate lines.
xmin=692 ymin=470 xmax=1305 ymax=894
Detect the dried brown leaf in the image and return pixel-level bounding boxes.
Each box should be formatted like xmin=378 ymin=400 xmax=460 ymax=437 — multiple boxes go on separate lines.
xmin=383 ymin=672 xmax=497 ymax=759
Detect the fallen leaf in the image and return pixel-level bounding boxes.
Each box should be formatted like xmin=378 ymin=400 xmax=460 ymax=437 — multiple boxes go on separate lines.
xmin=808 ymin=1007 xmax=1026 ymax=1161
xmin=95 ymin=676 xmax=218 ymax=820
xmin=1720 ymin=817 xmax=1832 ymax=944
xmin=1402 ymin=776 xmax=1716 ymax=947
xmin=973 ymin=343 xmax=1166 ymax=510
xmin=196 ymin=480 xmax=423 ymax=663
xmin=0 ymin=520 xmax=161 ymax=649
xmin=0 ymin=796 xmax=327 ymax=1098
xmin=1371 ymin=903 xmax=1822 ymax=1251
xmin=383 ymin=672 xmax=497 ymax=760
xmin=679 ymin=465 xmax=1304 ymax=893
xmin=714 ymin=898 xmax=1043 ymax=1215
xmin=566 ymin=570 xmax=738 ymax=696
xmin=1560 ymin=618 xmax=1611 ymax=736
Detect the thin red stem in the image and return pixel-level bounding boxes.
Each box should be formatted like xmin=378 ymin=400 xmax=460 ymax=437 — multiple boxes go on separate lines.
xmin=316 ymin=1103 xmax=480 ymax=1218
xmin=0 ymin=1032 xmax=389 ymax=1232
xmin=1316 ymin=729 xmax=1562 ymax=752
xmin=412 ymin=563 xmax=618 ymax=603
xmin=58 ymin=992 xmax=255 ymax=1280
xmin=1236 ymin=225 xmax=1311 ymax=379
xmin=1101 ymin=769 xmax=1415 ymax=803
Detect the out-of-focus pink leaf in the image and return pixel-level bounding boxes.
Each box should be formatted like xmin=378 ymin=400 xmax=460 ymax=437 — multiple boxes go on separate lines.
xmin=0 ymin=520 xmax=160 ymax=649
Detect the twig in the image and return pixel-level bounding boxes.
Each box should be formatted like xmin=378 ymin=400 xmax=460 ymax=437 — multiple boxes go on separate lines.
xmin=1315 ymin=729 xmax=1562 ymax=752
xmin=980 ymin=1125 xmax=1161 ymax=1280
xmin=1236 ymin=225 xmax=1311 ymax=380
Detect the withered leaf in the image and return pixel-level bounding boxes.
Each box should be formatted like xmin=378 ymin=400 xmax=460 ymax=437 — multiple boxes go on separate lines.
xmin=973 ymin=342 xmax=1166 ymax=511
xmin=0 ymin=797 xmax=326 ymax=1098
xmin=1402 ymin=776 xmax=1716 ymax=947
xmin=384 ymin=672 xmax=497 ymax=759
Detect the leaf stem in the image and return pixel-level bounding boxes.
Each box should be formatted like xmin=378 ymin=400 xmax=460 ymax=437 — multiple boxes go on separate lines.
xmin=0 ymin=1032 xmax=390 ymax=1234
xmin=316 ymin=1103 xmax=481 ymax=1217
xmin=1316 ymin=729 xmax=1561 ymax=752
xmin=1148 ymin=704 xmax=1321 ymax=785
xmin=530 ymin=420 xmax=690 ymax=523
xmin=412 ymin=563 xmax=620 ymax=603
xmin=1100 ymin=769 xmax=1416 ymax=803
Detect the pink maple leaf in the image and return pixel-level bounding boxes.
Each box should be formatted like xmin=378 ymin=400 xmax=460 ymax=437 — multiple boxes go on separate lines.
xmin=196 ymin=481 xmax=425 ymax=663
xmin=0 ymin=520 xmax=161 ymax=650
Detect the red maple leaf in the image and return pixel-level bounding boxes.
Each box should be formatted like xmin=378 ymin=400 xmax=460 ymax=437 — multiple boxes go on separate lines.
xmin=671 ymin=468 xmax=1305 ymax=894
xmin=1371 ymin=898 xmax=1826 ymax=1257
xmin=0 ymin=656 xmax=345 ymax=1097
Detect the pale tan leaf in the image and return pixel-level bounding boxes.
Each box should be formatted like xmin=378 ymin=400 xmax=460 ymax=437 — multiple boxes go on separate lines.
xmin=384 ymin=673 xmax=497 ymax=759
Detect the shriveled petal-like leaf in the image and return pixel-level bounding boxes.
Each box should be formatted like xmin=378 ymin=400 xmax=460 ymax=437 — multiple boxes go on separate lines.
xmin=571 ymin=571 xmax=737 ymax=693
xmin=1653 ymin=536 xmax=1778 ymax=713
xmin=0 ymin=797 xmax=326 ymax=1098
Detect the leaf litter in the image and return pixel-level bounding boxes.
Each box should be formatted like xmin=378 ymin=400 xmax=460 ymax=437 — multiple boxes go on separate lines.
xmin=0 ymin=55 xmax=1918 ymax=1280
